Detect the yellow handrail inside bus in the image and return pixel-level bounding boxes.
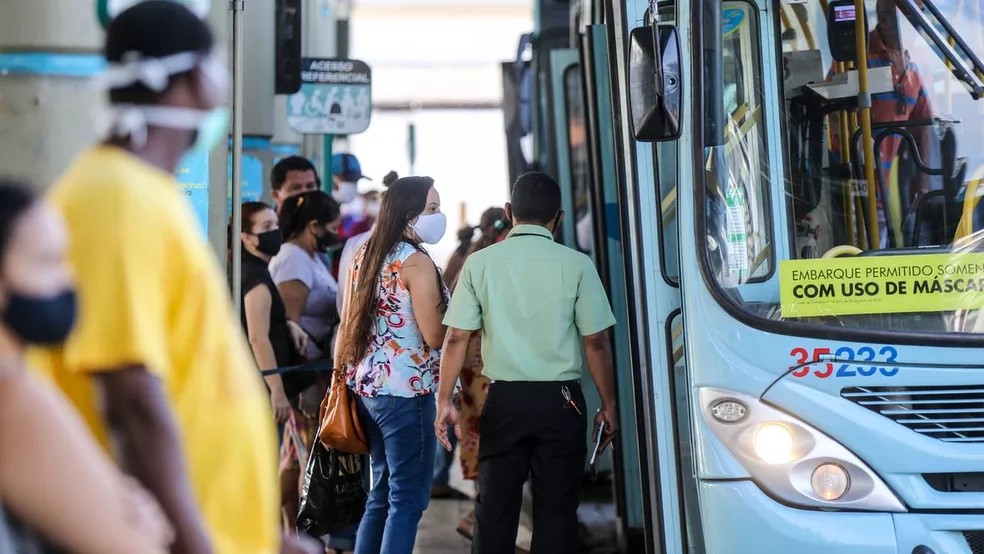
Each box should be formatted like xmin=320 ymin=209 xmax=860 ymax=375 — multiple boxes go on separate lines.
xmin=724 ymin=104 xmax=761 ymax=157
xmin=779 ymin=5 xmax=793 ymax=34
xmin=854 ymin=0 xmax=879 ymax=249
xmin=822 ymin=245 xmax=863 ymax=258
xmin=831 ymin=61 xmax=856 ymax=246
xmin=750 ymin=243 xmax=772 ymax=275
xmin=791 ymin=4 xmax=816 ymax=50
xmin=662 ymin=187 xmax=677 ymax=221
xmin=955 ymin=178 xmax=984 ymax=242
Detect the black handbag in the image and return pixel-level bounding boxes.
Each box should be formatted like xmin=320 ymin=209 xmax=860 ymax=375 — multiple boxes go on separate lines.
xmin=295 ymin=442 xmax=367 ymax=537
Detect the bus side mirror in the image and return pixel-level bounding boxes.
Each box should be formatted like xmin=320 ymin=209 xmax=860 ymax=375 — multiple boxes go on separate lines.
xmin=628 ymin=24 xmax=682 ymax=142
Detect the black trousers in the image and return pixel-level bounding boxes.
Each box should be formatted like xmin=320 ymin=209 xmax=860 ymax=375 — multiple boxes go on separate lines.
xmin=473 ymin=381 xmax=587 ymax=554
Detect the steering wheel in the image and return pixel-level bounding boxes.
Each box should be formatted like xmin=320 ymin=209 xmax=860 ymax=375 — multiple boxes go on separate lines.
xmin=821 ymin=245 xmax=863 ymax=259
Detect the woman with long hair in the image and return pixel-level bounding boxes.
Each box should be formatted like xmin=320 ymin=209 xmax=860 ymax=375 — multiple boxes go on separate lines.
xmin=0 ymin=180 xmax=172 ymax=553
xmin=453 ymin=206 xmax=509 ymax=538
xmin=336 ymin=176 xmax=449 ymax=554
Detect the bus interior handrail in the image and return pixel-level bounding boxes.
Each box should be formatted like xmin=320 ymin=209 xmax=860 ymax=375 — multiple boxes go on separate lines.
xmin=895 ymin=0 xmax=984 ymax=99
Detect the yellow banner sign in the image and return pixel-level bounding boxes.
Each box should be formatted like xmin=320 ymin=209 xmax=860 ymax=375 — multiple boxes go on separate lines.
xmin=779 ymin=254 xmax=984 ymax=317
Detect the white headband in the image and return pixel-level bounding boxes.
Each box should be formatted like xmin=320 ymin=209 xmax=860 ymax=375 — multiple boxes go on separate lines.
xmin=100 ymin=50 xmax=203 ymax=92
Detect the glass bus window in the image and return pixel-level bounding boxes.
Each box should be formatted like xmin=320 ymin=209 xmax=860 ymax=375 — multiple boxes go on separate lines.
xmin=565 ymin=66 xmax=594 ymax=258
xmin=701 ymin=0 xmax=984 ymax=338
xmin=780 ymin=0 xmax=984 ymax=255
xmin=656 ymin=141 xmax=681 ymax=283
xmin=704 ymin=1 xmax=774 ymax=287
xmin=654 ymin=1 xmax=681 ymax=284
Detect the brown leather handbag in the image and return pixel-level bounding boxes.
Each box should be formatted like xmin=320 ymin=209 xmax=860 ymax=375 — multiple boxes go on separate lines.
xmin=318 ymin=367 xmax=369 ymax=454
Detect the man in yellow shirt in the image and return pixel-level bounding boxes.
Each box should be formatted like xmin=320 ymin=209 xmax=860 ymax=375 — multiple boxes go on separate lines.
xmin=32 ymin=3 xmax=313 ymax=553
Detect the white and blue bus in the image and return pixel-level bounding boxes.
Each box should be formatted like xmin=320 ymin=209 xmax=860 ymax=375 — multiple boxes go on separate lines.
xmin=506 ymin=0 xmax=984 ymax=551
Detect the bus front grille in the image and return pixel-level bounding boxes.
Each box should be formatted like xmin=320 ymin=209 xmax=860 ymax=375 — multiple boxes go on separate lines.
xmin=841 ymin=385 xmax=984 ymax=443
xmin=965 ymin=531 xmax=984 ymax=554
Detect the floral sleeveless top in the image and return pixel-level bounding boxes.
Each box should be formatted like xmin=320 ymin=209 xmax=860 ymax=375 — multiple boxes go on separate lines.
xmin=345 ymin=242 xmax=448 ymax=398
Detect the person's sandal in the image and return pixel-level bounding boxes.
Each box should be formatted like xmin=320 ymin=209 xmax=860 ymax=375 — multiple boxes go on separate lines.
xmin=456 ymin=509 xmax=476 ymax=540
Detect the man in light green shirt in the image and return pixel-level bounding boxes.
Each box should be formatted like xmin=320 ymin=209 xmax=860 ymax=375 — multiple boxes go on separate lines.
xmin=435 ymin=172 xmax=618 ymax=554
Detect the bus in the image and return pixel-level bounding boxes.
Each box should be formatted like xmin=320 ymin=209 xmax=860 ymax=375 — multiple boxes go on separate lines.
xmin=504 ymin=0 xmax=984 ymax=552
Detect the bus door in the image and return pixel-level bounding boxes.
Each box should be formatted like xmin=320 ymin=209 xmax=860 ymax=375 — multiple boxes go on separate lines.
xmin=581 ymin=19 xmax=650 ymax=548
xmin=607 ymin=0 xmax=698 ymax=552
xmin=548 ymin=48 xmax=613 ymax=476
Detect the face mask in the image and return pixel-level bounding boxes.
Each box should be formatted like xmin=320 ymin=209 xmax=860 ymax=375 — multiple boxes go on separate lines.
xmin=109 ymin=105 xmax=229 ymax=155
xmin=316 ymin=229 xmax=341 ymax=252
xmin=333 ymin=182 xmax=358 ymax=204
xmin=254 ymin=229 xmax=283 ymax=257
xmin=366 ymin=200 xmax=381 ymax=218
xmin=1 ymin=289 xmax=77 ymax=345
xmin=187 ymin=107 xmax=229 ymax=156
xmin=412 ymin=212 xmax=448 ymax=245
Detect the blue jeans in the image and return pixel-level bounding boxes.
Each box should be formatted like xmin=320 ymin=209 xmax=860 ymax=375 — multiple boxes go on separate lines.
xmin=432 ymin=423 xmax=458 ymax=486
xmin=354 ymin=394 xmax=436 ymax=554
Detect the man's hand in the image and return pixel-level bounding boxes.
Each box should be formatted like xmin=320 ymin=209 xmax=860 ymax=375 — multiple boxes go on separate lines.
xmin=280 ymin=533 xmax=322 ymax=554
xmin=286 ymin=320 xmax=309 ymax=354
xmin=434 ymin=397 xmax=460 ymax=452
xmin=271 ymin=387 xmax=292 ymax=424
xmin=594 ymin=404 xmax=618 ymax=454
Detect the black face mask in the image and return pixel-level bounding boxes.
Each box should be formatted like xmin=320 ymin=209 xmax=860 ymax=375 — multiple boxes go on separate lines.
xmin=2 ymin=289 xmax=77 ymax=345
xmin=254 ymin=229 xmax=283 ymax=257
xmin=316 ymin=230 xmax=341 ymax=252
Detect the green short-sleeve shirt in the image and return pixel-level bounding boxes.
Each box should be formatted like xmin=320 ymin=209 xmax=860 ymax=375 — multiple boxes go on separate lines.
xmin=443 ymin=224 xmax=616 ymax=382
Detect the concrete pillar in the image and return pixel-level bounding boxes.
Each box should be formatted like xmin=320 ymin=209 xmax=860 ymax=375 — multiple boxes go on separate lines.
xmin=242 ymin=0 xmax=274 ymax=137
xmin=0 ymin=1 xmax=105 ymax=190
xmin=300 ymin=0 xmax=337 ymax=168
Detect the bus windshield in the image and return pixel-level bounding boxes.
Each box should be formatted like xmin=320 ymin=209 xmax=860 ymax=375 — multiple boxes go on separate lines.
xmin=702 ymin=0 xmax=984 ymax=338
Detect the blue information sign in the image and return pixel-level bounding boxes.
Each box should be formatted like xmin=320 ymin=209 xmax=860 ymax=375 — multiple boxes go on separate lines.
xmin=175 ymin=152 xmax=210 ymax=236
xmin=227 ymin=153 xmax=264 ymax=215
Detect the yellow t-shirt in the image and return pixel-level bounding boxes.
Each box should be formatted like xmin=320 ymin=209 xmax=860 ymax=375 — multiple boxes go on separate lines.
xmin=32 ymin=146 xmax=278 ymax=554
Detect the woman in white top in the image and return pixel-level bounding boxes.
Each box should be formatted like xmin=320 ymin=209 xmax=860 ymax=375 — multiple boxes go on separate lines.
xmin=270 ymin=190 xmax=343 ymax=360
xmin=268 ymin=190 xmax=344 ymax=546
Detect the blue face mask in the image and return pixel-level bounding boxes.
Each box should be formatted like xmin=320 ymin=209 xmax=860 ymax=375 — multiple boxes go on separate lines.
xmin=188 ymin=106 xmax=229 ymax=156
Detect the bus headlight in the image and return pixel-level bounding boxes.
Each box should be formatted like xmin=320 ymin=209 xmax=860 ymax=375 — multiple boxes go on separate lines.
xmin=812 ymin=463 xmax=850 ymax=500
xmin=752 ymin=423 xmax=795 ymax=464
xmin=700 ymin=388 xmax=905 ymax=512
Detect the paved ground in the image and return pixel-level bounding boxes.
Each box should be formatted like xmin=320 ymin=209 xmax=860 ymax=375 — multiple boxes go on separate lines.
xmin=414 ymin=460 xmax=620 ymax=553
xmin=416 ymin=498 xmax=619 ymax=553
